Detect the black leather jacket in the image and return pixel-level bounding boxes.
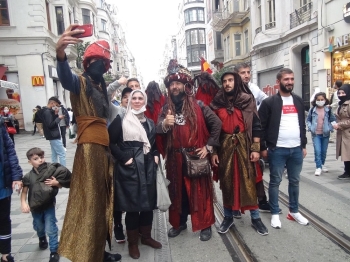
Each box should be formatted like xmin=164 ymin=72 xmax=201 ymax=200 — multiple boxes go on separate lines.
xmin=41 ymin=107 xmax=61 ymax=140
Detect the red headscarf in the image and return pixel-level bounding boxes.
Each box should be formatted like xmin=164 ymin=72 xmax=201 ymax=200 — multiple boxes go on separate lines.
xmin=83 ymin=40 xmax=111 ymax=72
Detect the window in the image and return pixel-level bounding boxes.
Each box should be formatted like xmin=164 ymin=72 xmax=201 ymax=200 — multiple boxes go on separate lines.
xmin=45 ymin=0 xmax=51 ymax=31
xmin=233 ymin=0 xmax=239 ymax=12
xmin=198 ymin=29 xmax=205 ymax=44
xmin=100 ymin=0 xmax=104 ymax=8
xmin=184 ymin=8 xmax=205 ymax=25
xmin=190 ymin=30 xmax=198 ymax=44
xmin=244 ymin=0 xmax=249 ymax=10
xmin=82 ymin=8 xmax=90 ymax=24
xmin=227 ymin=36 xmax=230 ymax=59
xmin=267 ymin=0 xmax=275 ymax=23
xmin=257 ymin=0 xmax=261 ymax=27
xmin=224 ymin=39 xmax=226 ymax=60
xmin=101 ymin=19 xmax=107 ymax=31
xmin=244 ymin=30 xmax=249 ymax=54
xmin=186 ymin=31 xmax=191 ymax=46
xmin=234 ymin=34 xmax=241 ymax=56
xmin=185 ymin=28 xmax=206 ymax=66
xmin=55 ymin=7 xmax=65 ymax=35
xmin=216 ymin=32 xmax=222 ymax=49
xmin=0 ymin=0 xmax=10 ymax=25
xmin=69 ymin=10 xmax=73 ymax=24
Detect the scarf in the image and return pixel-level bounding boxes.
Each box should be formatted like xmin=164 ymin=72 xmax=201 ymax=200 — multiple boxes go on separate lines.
xmin=122 ymin=90 xmax=151 ymax=154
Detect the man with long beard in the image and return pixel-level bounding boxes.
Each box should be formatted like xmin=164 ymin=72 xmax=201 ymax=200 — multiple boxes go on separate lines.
xmin=156 ymin=60 xmax=221 ymax=241
xmin=210 ymin=71 xmax=268 ymax=236
xmin=258 ymin=68 xmax=309 ymax=229
xmin=55 ymin=25 xmax=121 ymax=261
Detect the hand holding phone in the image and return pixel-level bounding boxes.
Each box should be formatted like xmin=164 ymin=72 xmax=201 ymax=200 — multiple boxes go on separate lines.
xmin=71 ymin=24 xmax=93 ymax=38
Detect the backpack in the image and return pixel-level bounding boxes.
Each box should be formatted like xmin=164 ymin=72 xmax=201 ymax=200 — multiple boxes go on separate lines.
xmin=34 ymin=109 xmax=44 ymax=123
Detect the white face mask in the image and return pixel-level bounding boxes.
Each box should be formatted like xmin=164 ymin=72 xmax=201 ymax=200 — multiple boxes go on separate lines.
xmin=3 ymin=109 xmax=9 ymax=113
xmin=52 ymin=106 xmax=58 ymax=110
xmin=316 ymin=101 xmax=325 ymax=107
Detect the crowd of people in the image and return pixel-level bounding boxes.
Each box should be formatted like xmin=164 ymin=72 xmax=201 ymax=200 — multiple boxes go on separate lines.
xmin=0 ymin=25 xmax=349 ymax=262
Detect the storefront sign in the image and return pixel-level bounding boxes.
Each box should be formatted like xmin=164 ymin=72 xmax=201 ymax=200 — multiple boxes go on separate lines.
xmin=343 ymin=3 xmax=350 ymax=23
xmin=31 ymin=76 xmax=45 ymax=86
xmin=329 ymin=34 xmax=350 ymax=51
xmin=48 ymin=65 xmax=59 ymax=80
xmin=0 ymin=80 xmax=18 ymax=90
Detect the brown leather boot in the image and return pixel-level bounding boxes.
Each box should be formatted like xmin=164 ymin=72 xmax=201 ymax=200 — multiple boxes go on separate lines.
xmin=139 ymin=225 xmax=162 ymax=249
xmin=126 ymin=229 xmax=140 ymax=259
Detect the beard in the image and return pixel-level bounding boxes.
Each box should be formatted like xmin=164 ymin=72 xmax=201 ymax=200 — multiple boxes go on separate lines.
xmin=170 ymin=90 xmax=185 ymax=103
xmin=280 ymin=83 xmax=294 ymax=93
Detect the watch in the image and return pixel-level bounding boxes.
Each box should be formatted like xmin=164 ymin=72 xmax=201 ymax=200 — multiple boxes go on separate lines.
xmin=206 ymin=145 xmax=213 ymax=153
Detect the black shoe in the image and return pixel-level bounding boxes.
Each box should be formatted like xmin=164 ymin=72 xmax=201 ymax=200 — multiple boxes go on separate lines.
xmin=0 ymin=254 xmax=14 ymax=262
xmin=168 ymin=224 xmax=187 ymax=238
xmin=199 ymin=227 xmax=212 ymax=241
xmin=258 ymin=201 xmax=282 ymax=214
xmin=218 ymin=216 xmax=234 ymax=234
xmin=338 ymin=173 xmax=350 ymax=180
xmin=232 ymin=210 xmax=241 ymax=219
xmin=114 ymin=224 xmax=125 ymax=243
xmin=49 ymin=252 xmax=60 ymax=262
xmin=104 ymin=251 xmax=121 ymax=262
xmin=251 ymin=218 xmax=269 ymax=236
xmin=39 ymin=236 xmax=48 ymax=250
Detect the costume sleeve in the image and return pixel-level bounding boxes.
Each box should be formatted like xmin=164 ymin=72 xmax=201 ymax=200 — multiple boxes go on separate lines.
xmin=155 ymin=106 xmax=167 ymax=134
xmin=108 ymin=116 xmax=130 ymax=163
xmin=2 ymin=125 xmax=22 ymax=181
xmin=338 ymin=104 xmax=350 ymax=129
xmin=252 ymin=113 xmax=262 ymax=139
xmin=56 ymin=55 xmax=80 ymax=94
xmin=107 ymin=80 xmax=122 ymax=102
xmin=202 ymin=106 xmax=222 ymax=147
xmin=42 ymin=109 xmax=61 ymax=129
xmin=258 ymin=99 xmax=270 ymax=151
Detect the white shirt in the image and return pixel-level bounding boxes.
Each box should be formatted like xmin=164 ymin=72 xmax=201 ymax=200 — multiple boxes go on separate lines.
xmin=277 ymin=95 xmax=301 ymax=148
xmin=248 ymin=82 xmax=268 ymax=109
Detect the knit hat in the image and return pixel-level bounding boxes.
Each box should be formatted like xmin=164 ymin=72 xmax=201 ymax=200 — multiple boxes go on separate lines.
xmin=83 ymin=40 xmax=111 ymax=72
xmin=164 ymin=59 xmax=192 ymax=88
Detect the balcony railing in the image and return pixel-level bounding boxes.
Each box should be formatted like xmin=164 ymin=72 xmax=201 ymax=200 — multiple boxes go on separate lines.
xmin=290 ymin=2 xmax=312 ymax=29
xmin=265 ymin=21 xmax=276 ymax=30
xmin=255 ymin=26 xmax=262 ymax=35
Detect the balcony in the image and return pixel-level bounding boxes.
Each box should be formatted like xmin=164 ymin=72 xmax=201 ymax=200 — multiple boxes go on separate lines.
xmin=290 ymin=2 xmax=312 ymax=29
xmin=211 ymin=2 xmax=249 ymax=32
xmin=265 ymin=21 xmax=276 ymax=30
xmin=255 ymin=26 xmax=262 ymax=35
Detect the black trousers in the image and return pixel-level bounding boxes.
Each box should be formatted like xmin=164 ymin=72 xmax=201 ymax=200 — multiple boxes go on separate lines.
xmin=345 ymin=161 xmax=350 ymax=174
xmin=125 ymin=211 xmax=153 ymax=230
xmin=32 ymin=123 xmax=37 ymax=135
xmin=0 ymin=197 xmax=11 ymax=255
xmin=60 ymin=126 xmax=67 ymax=148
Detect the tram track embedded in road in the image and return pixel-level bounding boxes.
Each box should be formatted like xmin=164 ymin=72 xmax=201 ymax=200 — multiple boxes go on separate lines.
xmin=214 ymin=203 xmax=258 ymax=262
xmin=263 ymin=182 xmax=350 ymax=254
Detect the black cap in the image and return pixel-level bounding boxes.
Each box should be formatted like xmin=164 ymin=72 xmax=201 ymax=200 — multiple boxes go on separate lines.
xmin=122 ymin=87 xmax=133 ymax=97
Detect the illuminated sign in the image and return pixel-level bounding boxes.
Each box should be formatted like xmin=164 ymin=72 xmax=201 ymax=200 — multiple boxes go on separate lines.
xmin=31 ymin=76 xmax=44 ymax=86
xmin=344 ymin=3 xmax=350 ymax=23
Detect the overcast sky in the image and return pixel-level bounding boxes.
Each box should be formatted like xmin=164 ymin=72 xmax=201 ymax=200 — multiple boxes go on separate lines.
xmin=107 ymin=0 xmax=180 ymax=86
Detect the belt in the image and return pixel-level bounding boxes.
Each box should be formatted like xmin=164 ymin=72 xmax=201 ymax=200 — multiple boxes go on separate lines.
xmin=174 ymin=147 xmax=196 ymax=153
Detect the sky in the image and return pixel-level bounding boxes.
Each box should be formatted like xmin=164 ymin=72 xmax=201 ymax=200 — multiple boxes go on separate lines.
xmin=107 ymin=0 xmax=180 ymax=86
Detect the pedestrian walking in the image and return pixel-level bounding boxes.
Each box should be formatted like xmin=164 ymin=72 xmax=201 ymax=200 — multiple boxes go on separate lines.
xmin=32 ymin=108 xmax=37 ymax=135
xmin=34 ymin=106 xmax=45 ymax=138
xmin=333 ymin=84 xmax=350 ymax=180
xmin=259 ymin=68 xmax=309 ymax=229
xmin=20 ymin=147 xmax=71 ymax=262
xmin=156 ymin=59 xmax=222 ymax=241
xmin=0 ymin=116 xmax=23 ymax=262
xmin=210 ymin=71 xmax=268 ymax=236
xmin=41 ymin=97 xmax=66 ymax=167
xmin=329 ymin=81 xmax=342 ymax=143
xmin=306 ymin=92 xmax=336 ymax=176
xmin=1 ymin=107 xmax=16 ymax=144
xmin=109 ymin=90 xmax=162 ymax=259
xmin=55 ymin=25 xmax=121 ymax=262
xmin=58 ymin=103 xmax=69 ymax=150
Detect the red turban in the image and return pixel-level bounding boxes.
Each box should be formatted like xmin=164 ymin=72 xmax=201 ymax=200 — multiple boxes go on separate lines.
xmin=83 ymin=40 xmax=111 ymax=72
xmin=164 ymin=59 xmax=192 ymax=88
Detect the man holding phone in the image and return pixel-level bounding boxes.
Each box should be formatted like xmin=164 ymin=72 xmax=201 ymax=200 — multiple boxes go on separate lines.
xmin=55 ymin=25 xmax=121 ymax=262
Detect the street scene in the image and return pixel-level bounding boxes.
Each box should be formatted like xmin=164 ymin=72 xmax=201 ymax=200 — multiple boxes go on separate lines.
xmin=1 ymin=0 xmax=350 ymax=262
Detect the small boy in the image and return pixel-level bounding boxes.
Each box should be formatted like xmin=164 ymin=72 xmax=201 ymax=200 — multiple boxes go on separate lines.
xmin=21 ymin=148 xmax=71 ymax=262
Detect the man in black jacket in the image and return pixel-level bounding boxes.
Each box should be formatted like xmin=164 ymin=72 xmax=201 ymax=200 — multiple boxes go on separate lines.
xmin=259 ymin=68 xmax=308 ymax=229
xmin=41 ymin=97 xmax=66 ymax=167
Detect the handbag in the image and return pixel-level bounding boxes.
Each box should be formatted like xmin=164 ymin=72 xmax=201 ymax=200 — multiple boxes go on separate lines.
xmin=181 ymin=149 xmax=211 ymax=178
xmin=5 ymin=123 xmax=17 ymax=135
xmin=156 ymin=159 xmax=171 ymax=212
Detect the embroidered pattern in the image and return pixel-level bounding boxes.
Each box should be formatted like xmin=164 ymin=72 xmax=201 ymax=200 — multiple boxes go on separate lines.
xmin=175 ymin=113 xmax=186 ymax=125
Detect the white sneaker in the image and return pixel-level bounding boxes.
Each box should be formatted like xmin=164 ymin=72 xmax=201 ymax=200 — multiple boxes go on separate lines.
xmin=322 ymin=166 xmax=328 ymax=172
xmin=287 ymin=212 xmax=309 ymax=225
xmin=315 ymin=168 xmax=322 ymax=176
xmin=271 ymin=214 xmax=281 ymax=229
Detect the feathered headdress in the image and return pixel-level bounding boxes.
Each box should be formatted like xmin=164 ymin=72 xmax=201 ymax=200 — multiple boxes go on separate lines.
xmin=164 ymin=59 xmax=192 ymax=88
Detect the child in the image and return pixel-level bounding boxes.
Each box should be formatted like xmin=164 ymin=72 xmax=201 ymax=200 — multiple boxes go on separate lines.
xmin=306 ymin=92 xmax=336 ymax=176
xmin=21 ymin=148 xmax=71 ymax=262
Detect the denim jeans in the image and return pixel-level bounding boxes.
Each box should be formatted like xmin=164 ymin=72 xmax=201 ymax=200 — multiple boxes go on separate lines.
xmin=312 ymin=134 xmax=329 ymax=168
xmin=224 ymin=207 xmax=260 ymax=219
xmin=268 ymin=146 xmax=303 ymax=214
xmin=49 ymin=139 xmax=66 ymax=166
xmin=31 ymin=206 xmax=58 ymax=253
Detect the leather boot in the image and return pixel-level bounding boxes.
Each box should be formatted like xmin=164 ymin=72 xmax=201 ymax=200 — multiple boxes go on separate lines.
xmin=127 ymin=229 xmax=140 ymax=259
xmin=139 ymin=225 xmax=162 ymax=249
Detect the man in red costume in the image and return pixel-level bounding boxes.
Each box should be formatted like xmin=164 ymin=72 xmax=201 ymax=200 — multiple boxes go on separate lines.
xmin=210 ymin=71 xmax=268 ymax=236
xmin=156 ymin=60 xmax=221 ymax=241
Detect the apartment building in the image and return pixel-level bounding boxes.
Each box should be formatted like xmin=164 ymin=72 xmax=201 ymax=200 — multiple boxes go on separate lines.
xmin=0 ymin=0 xmax=137 ymax=130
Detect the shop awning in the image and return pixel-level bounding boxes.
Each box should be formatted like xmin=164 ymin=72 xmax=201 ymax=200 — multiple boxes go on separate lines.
xmin=0 ymin=80 xmax=19 ymax=90
xmin=0 ymin=66 xmax=7 ymax=79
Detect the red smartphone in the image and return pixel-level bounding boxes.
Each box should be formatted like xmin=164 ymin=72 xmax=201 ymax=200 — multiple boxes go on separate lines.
xmin=71 ymin=24 xmax=93 ymax=38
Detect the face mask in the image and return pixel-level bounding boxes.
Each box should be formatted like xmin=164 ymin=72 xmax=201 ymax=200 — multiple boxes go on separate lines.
xmin=52 ymin=106 xmax=58 ymax=110
xmin=339 ymin=96 xmax=347 ymax=103
xmin=86 ymin=60 xmax=106 ymax=81
xmin=316 ymin=101 xmax=325 ymax=107
xmin=3 ymin=109 xmax=9 ymax=113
